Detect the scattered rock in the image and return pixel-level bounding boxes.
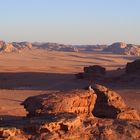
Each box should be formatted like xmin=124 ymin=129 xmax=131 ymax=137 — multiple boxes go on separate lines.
xmin=76 ymin=65 xmax=106 ymax=80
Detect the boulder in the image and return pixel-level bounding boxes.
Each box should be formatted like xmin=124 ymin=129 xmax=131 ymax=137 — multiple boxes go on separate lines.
xmin=126 ymin=59 xmax=140 ymax=74
xmin=84 ymin=65 xmax=106 ymax=76
xmin=92 ymin=84 xmax=127 ymax=118
xmin=92 ymin=84 xmax=140 ymax=121
xmin=22 ymin=89 xmax=97 ymax=117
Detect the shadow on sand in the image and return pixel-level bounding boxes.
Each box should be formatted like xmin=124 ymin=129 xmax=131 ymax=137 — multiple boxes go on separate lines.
xmin=0 ymin=71 xmax=140 ymax=90
xmin=0 ymin=72 xmax=89 ymax=90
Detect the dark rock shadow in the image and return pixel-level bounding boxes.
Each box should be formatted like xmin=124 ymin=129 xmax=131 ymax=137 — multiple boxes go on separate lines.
xmin=0 ymin=72 xmax=88 ymax=90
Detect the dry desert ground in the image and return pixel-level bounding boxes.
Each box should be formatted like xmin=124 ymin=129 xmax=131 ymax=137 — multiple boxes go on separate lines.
xmin=0 ymin=49 xmax=140 ymax=117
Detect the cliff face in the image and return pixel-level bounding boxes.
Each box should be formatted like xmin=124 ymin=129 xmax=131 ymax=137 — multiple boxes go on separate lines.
xmin=0 ymin=85 xmax=139 ymax=140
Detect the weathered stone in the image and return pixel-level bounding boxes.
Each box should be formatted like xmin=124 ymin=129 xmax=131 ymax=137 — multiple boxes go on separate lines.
xmin=117 ymin=108 xmax=140 ymax=121
xmin=92 ymin=84 xmax=140 ymax=121
xmin=126 ymin=59 xmax=140 ymax=74
xmin=22 ymin=89 xmax=97 ymax=117
xmin=84 ymin=65 xmax=106 ymax=76
xmin=0 ymin=127 xmax=27 ymax=140
xmin=92 ymin=84 xmax=127 ymax=118
xmin=1 ymin=86 xmax=140 ymax=140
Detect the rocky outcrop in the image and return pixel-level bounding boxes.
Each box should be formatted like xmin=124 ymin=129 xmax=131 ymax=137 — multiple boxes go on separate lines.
xmin=22 ymin=89 xmax=97 ymax=117
xmin=93 ymin=84 xmax=127 ymax=118
xmin=0 ymin=42 xmax=17 ymax=53
xmin=0 ymin=40 xmax=5 ymax=48
xmin=84 ymin=65 xmax=106 ymax=76
xmin=76 ymin=65 xmax=106 ymax=80
xmin=0 ymin=85 xmax=140 ymax=140
xmin=12 ymin=42 xmax=32 ymax=50
xmin=37 ymin=42 xmax=79 ymax=52
xmin=93 ymin=84 xmax=140 ymax=121
xmin=126 ymin=59 xmax=140 ymax=74
xmin=103 ymin=42 xmax=140 ymax=56
xmin=0 ymin=40 xmax=32 ymax=53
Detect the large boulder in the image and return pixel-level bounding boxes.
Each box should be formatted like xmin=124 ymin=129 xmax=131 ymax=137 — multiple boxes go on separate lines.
xmin=93 ymin=84 xmax=127 ymax=118
xmin=76 ymin=65 xmax=106 ymax=80
xmin=126 ymin=59 xmax=140 ymax=74
xmin=22 ymin=89 xmax=97 ymax=117
xmin=84 ymin=65 xmax=106 ymax=76
xmin=93 ymin=84 xmax=140 ymax=121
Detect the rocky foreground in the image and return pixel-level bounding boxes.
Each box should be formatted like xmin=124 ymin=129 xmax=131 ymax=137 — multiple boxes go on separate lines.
xmin=0 ymin=85 xmax=140 ymax=140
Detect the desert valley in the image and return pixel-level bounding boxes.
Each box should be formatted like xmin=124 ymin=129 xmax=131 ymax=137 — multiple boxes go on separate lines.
xmin=0 ymin=40 xmax=140 ymax=139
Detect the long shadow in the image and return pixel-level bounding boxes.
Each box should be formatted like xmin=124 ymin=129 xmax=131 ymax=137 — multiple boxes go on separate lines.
xmin=0 ymin=72 xmax=88 ymax=90
xmin=0 ymin=71 xmax=139 ymax=91
xmin=0 ymin=98 xmax=23 ymax=103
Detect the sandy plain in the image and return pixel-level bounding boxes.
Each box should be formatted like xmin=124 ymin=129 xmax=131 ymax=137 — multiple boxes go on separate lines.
xmin=0 ymin=49 xmax=139 ymax=117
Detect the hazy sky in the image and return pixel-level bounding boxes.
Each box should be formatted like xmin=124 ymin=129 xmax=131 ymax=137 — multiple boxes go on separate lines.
xmin=0 ymin=0 xmax=140 ymax=45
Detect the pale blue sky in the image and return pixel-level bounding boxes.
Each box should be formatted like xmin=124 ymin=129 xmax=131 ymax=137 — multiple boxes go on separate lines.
xmin=0 ymin=0 xmax=140 ymax=45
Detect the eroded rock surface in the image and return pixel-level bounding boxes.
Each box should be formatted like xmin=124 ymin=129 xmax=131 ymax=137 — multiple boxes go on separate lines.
xmin=0 ymin=86 xmax=140 ymax=140
xmin=76 ymin=65 xmax=106 ymax=80
xmin=93 ymin=84 xmax=140 ymax=121
xmin=22 ymin=89 xmax=97 ymax=117
xmin=126 ymin=59 xmax=140 ymax=74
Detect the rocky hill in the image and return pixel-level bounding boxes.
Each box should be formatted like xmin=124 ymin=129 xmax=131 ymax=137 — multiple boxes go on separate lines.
xmin=33 ymin=42 xmax=79 ymax=52
xmin=0 ymin=40 xmax=32 ymax=53
xmin=1 ymin=40 xmax=140 ymax=55
xmin=103 ymin=42 xmax=140 ymax=56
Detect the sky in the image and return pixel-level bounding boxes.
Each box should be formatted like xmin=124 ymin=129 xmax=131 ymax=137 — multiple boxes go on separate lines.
xmin=0 ymin=0 xmax=140 ymax=45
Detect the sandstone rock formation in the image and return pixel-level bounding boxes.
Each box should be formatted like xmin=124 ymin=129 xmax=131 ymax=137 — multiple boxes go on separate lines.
xmin=0 ymin=41 xmax=17 ymax=53
xmin=126 ymin=59 xmax=140 ymax=74
xmin=93 ymin=84 xmax=140 ymax=121
xmin=22 ymin=89 xmax=97 ymax=117
xmin=36 ymin=42 xmax=79 ymax=52
xmin=103 ymin=42 xmax=140 ymax=56
xmin=0 ymin=40 xmax=32 ymax=53
xmin=0 ymin=86 xmax=140 ymax=140
xmin=76 ymin=65 xmax=106 ymax=80
xmin=84 ymin=65 xmax=106 ymax=76
xmin=0 ymin=116 xmax=140 ymax=140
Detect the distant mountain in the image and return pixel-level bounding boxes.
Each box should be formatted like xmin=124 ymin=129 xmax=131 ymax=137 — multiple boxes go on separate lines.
xmin=34 ymin=42 xmax=79 ymax=52
xmin=1 ymin=40 xmax=140 ymax=55
xmin=0 ymin=40 xmax=32 ymax=53
xmin=75 ymin=45 xmax=107 ymax=52
xmin=103 ymin=42 xmax=140 ymax=56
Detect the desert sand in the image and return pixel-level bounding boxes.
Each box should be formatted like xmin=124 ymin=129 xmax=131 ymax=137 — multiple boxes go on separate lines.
xmin=0 ymin=49 xmax=139 ymax=117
